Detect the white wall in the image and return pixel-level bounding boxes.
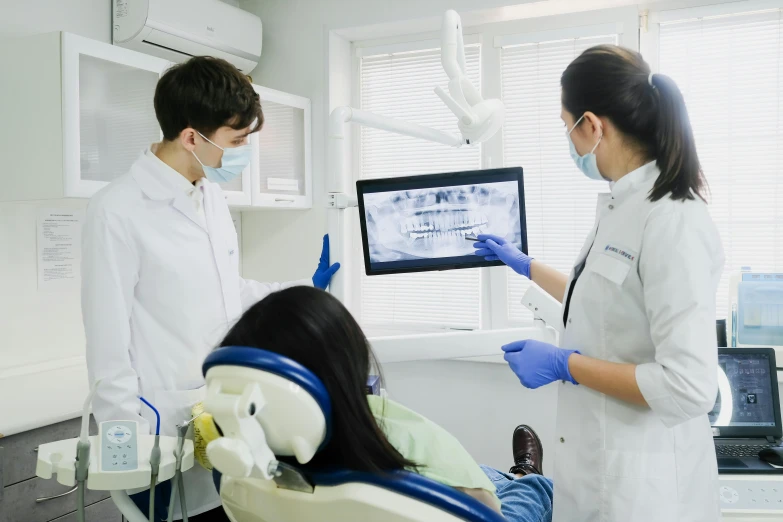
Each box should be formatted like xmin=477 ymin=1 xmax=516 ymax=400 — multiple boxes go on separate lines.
xmin=0 ymin=0 xmax=113 ymax=435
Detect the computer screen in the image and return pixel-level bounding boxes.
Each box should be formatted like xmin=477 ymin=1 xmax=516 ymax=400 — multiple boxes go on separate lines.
xmin=357 ymin=167 xmax=527 ymax=276
xmin=710 ymin=352 xmax=777 ymax=428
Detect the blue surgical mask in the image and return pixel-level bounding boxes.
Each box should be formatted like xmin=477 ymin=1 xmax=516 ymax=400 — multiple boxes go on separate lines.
xmin=192 ymin=132 xmax=251 ymax=183
xmin=566 ymin=115 xmax=604 ymax=181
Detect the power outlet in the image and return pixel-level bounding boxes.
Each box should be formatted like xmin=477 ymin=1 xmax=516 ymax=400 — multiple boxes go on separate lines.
xmin=719 ymin=478 xmax=783 ymax=511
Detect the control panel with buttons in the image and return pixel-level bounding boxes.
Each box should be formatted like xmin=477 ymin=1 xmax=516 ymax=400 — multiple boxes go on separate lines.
xmin=99 ymin=420 xmax=139 ymax=472
xmin=719 ymin=478 xmax=783 ymax=512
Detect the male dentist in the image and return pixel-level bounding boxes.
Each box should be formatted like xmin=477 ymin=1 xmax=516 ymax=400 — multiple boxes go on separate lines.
xmin=81 ymin=56 xmax=339 ymax=521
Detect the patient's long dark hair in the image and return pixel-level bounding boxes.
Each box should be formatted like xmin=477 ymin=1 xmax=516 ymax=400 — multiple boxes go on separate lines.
xmin=219 ymin=286 xmax=417 ymax=473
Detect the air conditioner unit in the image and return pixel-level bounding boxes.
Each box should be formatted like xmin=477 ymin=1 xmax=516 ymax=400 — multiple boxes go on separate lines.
xmin=112 ymin=0 xmax=262 ymax=73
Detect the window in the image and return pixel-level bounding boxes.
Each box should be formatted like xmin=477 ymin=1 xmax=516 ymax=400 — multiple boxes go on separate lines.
xmin=656 ymin=7 xmax=783 ymax=319
xmin=500 ymin=33 xmax=617 ymax=321
xmin=358 ymin=45 xmax=483 ymax=329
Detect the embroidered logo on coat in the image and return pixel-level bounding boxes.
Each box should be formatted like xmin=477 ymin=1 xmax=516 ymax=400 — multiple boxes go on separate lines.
xmin=603 ymin=244 xmax=636 ymax=263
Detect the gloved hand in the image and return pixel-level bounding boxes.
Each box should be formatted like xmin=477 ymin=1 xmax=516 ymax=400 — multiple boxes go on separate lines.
xmin=312 ymin=234 xmax=341 ymax=290
xmin=473 ymin=234 xmax=533 ymax=278
xmin=502 ymin=339 xmax=580 ymax=389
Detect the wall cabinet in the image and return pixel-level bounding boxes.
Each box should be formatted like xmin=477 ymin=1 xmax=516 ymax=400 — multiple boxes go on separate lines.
xmin=1 ymin=33 xmax=312 ymax=209
xmin=1 ymin=32 xmax=169 ymax=201
xmin=247 ymin=86 xmax=313 ymax=209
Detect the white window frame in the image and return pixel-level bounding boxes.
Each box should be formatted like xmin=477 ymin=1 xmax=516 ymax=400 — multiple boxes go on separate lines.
xmin=347 ymin=7 xmax=640 ymax=333
xmin=640 ymin=0 xmax=783 ymax=67
xmin=640 ymin=0 xmax=783 ymax=350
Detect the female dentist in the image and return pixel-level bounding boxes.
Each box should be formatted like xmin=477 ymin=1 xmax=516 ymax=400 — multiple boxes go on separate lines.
xmin=475 ymin=45 xmax=724 ymax=522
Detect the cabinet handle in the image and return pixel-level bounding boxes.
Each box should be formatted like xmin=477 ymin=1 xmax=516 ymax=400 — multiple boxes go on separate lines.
xmin=36 ymin=485 xmax=78 ymax=503
xmin=274 ymin=198 xmax=295 ymax=203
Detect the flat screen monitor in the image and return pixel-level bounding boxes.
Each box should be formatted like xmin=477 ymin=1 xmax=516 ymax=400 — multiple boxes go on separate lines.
xmin=357 ymin=167 xmax=527 ymax=276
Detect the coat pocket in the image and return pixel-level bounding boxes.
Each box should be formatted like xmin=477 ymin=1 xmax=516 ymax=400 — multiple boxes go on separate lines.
xmin=152 ymin=387 xmax=206 ymax=437
xmin=589 ymin=253 xmax=631 ymax=286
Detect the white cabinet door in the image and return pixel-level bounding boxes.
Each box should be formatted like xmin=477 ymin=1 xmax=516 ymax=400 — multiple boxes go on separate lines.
xmin=61 ymin=33 xmax=171 ymax=198
xmin=218 ymin=166 xmax=253 ymax=207
xmin=249 ymin=86 xmax=312 ymax=209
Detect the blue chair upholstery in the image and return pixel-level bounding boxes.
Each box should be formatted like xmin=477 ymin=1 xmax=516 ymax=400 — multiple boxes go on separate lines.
xmin=309 ymin=470 xmax=507 ymax=522
xmin=205 ymin=347 xmax=506 ymax=522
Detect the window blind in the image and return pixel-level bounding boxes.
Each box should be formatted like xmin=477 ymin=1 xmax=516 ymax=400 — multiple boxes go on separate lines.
xmin=359 ymin=46 xmax=482 ymax=329
xmin=501 ymin=35 xmax=617 ymax=321
xmin=658 ymin=9 xmax=783 ymax=320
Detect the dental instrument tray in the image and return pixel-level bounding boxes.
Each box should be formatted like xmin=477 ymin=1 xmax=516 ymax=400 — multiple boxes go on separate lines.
xmin=357 ymin=167 xmax=527 ymax=275
xmin=36 ymin=432 xmax=194 ymax=491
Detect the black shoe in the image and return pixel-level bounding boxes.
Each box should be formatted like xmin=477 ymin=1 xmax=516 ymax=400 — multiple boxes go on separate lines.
xmin=509 ymin=425 xmax=543 ymax=476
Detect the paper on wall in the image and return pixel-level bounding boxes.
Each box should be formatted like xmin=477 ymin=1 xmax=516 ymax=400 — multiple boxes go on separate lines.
xmin=37 ymin=209 xmax=85 ymax=290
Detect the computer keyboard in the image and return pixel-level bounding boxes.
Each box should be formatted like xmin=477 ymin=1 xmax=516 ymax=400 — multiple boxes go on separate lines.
xmin=715 ymin=444 xmax=774 ymax=458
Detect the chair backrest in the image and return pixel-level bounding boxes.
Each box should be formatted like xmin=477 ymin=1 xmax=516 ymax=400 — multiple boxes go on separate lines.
xmin=202 ymin=347 xmax=506 ymax=522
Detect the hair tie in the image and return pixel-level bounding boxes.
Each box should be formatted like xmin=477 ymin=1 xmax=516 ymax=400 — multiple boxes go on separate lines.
xmin=648 ymin=72 xmax=656 ymax=88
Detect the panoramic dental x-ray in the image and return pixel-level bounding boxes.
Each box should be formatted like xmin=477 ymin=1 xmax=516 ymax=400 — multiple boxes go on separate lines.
xmin=358 ymin=168 xmax=525 ymax=275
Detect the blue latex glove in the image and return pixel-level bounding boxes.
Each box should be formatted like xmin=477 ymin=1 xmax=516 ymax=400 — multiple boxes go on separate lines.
xmin=502 ymin=339 xmax=580 ymax=389
xmin=473 ymin=234 xmax=533 ymax=278
xmin=312 ymin=234 xmax=341 ymax=290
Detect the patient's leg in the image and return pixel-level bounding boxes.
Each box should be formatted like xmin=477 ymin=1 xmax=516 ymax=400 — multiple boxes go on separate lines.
xmin=479 ymin=425 xmax=553 ymax=522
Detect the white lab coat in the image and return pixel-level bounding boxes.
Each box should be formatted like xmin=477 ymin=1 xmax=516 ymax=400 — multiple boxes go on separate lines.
xmin=82 ymin=149 xmax=309 ymax=518
xmin=552 ymin=161 xmax=724 ymax=522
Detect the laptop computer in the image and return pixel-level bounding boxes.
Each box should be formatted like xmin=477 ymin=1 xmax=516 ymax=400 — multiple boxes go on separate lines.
xmin=712 ymin=348 xmax=783 ymax=474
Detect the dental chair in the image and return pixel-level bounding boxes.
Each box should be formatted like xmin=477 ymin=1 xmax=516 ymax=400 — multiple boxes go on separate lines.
xmin=202 ymin=347 xmax=507 ymax=522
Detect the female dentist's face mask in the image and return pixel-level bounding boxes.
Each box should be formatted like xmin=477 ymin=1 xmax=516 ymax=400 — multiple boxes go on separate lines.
xmin=566 ymin=114 xmax=604 ymax=181
xmin=192 ymin=131 xmax=252 ymax=183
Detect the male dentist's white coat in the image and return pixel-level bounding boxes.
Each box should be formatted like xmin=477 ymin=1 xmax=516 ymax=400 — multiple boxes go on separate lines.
xmin=82 ymin=149 xmax=308 ymax=517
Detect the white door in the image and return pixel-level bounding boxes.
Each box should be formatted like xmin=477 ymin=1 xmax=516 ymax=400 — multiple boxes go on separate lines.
xmin=61 ymin=33 xmax=171 ymax=198
xmin=250 ymin=86 xmax=313 ymax=209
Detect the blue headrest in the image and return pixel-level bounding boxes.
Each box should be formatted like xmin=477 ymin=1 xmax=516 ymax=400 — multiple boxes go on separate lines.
xmin=203 ymin=346 xmax=333 ymax=444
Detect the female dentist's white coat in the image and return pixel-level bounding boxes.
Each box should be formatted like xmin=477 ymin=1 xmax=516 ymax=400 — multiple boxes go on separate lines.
xmin=82 ymin=149 xmax=309 ymax=518
xmin=553 ymin=162 xmax=724 ymax=522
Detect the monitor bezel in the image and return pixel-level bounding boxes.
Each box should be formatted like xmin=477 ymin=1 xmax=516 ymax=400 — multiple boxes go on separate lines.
xmin=356 ymin=167 xmax=527 ymax=277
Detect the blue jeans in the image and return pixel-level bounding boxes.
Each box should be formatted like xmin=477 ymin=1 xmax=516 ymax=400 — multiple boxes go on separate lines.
xmin=481 ymin=466 xmax=554 ymax=522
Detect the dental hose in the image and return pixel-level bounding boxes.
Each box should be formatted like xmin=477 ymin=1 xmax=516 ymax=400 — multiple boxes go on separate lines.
xmin=140 ymin=397 xmax=161 ymax=522
xmin=167 ymin=422 xmax=188 ymax=522
xmin=74 ymin=438 xmax=91 ymax=522
xmin=76 ymin=481 xmax=86 ymax=522
xmin=76 ymin=381 xmax=100 ymax=522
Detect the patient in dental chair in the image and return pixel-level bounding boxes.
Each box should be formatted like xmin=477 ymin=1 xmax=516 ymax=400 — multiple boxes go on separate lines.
xmin=215 ymin=286 xmax=554 ymax=522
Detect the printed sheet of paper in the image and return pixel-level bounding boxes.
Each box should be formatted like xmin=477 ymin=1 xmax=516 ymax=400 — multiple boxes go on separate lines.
xmin=37 ymin=209 xmax=85 ymax=290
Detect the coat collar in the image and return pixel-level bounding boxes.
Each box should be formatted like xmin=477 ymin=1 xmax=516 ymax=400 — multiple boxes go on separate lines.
xmin=132 ymin=148 xmax=211 ymax=230
xmin=610 ymin=160 xmax=659 ymax=203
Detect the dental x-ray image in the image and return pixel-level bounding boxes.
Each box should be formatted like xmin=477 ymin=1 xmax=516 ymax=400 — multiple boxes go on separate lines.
xmin=357 ymin=167 xmax=526 ymax=275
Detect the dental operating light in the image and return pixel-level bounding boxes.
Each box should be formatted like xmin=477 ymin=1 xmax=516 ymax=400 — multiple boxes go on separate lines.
xmin=328 ymin=10 xmax=505 ymax=197
xmin=326 ymin=10 xmax=506 ymax=302
xmin=436 ymin=10 xmax=505 ymax=145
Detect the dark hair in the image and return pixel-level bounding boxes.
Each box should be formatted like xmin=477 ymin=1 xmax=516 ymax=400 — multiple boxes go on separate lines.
xmin=561 ymin=44 xmax=706 ymax=202
xmin=154 ymin=56 xmax=263 ymax=141
xmin=219 ymin=286 xmax=417 ymax=473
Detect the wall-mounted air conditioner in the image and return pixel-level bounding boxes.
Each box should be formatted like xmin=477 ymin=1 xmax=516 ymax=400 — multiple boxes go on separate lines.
xmin=113 ymin=0 xmax=262 ymax=73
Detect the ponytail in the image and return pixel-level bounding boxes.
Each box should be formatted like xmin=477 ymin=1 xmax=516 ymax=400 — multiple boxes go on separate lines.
xmin=561 ymin=45 xmax=707 ymax=203
xmin=648 ymin=73 xmax=707 ymax=202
